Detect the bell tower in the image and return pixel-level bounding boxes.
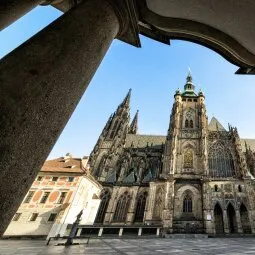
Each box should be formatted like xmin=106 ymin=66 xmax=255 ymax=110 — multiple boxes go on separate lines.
xmin=162 ymin=71 xmax=208 ymax=177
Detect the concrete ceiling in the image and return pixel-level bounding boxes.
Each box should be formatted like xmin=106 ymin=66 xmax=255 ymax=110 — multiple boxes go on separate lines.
xmin=137 ymin=0 xmax=255 ymax=74
xmin=52 ymin=0 xmax=255 ymax=74
xmin=146 ymin=0 xmax=255 ymax=55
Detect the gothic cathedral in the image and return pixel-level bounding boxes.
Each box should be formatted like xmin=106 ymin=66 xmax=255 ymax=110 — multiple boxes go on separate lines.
xmin=89 ymin=72 xmax=255 ymax=234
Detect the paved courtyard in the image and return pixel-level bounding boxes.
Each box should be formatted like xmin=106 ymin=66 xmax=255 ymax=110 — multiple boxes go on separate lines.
xmin=1 ymin=238 xmax=255 ymax=255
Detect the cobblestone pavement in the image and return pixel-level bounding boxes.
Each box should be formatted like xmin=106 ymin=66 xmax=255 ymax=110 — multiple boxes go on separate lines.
xmin=1 ymin=238 xmax=255 ymax=255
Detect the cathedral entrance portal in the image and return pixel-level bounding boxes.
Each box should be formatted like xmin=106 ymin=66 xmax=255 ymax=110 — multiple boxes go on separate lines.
xmin=227 ymin=204 xmax=237 ymax=233
xmin=240 ymin=204 xmax=251 ymax=234
xmin=214 ymin=204 xmax=224 ymax=234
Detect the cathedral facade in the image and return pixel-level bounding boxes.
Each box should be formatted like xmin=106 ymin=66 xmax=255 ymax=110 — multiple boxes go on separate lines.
xmin=89 ymin=73 xmax=255 ymax=235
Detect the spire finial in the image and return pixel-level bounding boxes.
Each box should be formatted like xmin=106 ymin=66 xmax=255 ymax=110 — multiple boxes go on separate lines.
xmin=187 ymin=68 xmax=192 ymax=82
xmin=124 ymin=88 xmax=131 ymax=103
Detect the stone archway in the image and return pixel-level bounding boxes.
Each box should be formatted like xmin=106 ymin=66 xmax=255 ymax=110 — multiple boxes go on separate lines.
xmin=214 ymin=203 xmax=224 ymax=234
xmin=240 ymin=203 xmax=252 ymax=234
xmin=227 ymin=203 xmax=237 ymax=233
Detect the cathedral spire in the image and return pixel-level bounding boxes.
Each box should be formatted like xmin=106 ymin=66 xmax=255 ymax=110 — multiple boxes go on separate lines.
xmin=121 ymin=88 xmax=131 ymax=107
xmin=184 ymin=69 xmax=195 ymax=92
xmin=129 ymin=110 xmax=138 ymax=134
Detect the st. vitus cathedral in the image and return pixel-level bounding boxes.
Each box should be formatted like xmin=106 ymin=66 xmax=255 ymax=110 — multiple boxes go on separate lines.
xmin=89 ymin=72 xmax=255 ymax=234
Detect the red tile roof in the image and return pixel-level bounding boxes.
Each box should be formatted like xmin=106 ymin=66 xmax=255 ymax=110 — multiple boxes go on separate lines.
xmin=41 ymin=157 xmax=86 ymax=174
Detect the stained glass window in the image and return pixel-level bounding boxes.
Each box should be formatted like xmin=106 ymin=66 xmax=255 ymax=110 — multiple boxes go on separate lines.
xmin=184 ymin=149 xmax=193 ymax=168
xmin=208 ymin=142 xmax=235 ymax=177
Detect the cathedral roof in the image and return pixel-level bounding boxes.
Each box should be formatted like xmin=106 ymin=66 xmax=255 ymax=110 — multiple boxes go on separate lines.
xmin=125 ymin=134 xmax=166 ymax=148
xmin=208 ymin=117 xmax=226 ymax=131
xmin=240 ymin=139 xmax=255 ymax=152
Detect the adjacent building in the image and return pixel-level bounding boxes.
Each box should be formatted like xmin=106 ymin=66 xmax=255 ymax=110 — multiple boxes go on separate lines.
xmin=88 ymin=72 xmax=255 ymax=235
xmin=4 ymin=154 xmax=102 ymax=238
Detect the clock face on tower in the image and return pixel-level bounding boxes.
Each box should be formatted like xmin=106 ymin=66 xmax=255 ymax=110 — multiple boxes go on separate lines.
xmin=186 ymin=110 xmax=192 ymax=118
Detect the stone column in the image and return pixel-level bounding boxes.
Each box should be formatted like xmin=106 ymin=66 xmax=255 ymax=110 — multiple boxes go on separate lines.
xmin=248 ymin=210 xmax=255 ymax=234
xmin=223 ymin=210 xmax=229 ymax=233
xmin=76 ymin=228 xmax=82 ymax=237
xmin=0 ymin=0 xmax=43 ymax=31
xmin=145 ymin=183 xmax=156 ymax=221
xmin=119 ymin=228 xmax=123 ymax=236
xmin=0 ymin=0 xmax=126 ymax=235
xmin=235 ymin=210 xmax=243 ymax=233
xmin=98 ymin=228 xmax=103 ymax=237
xmin=127 ymin=187 xmax=139 ymax=224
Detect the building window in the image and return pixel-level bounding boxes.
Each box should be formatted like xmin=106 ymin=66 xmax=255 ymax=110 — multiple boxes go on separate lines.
xmin=214 ymin=185 xmax=218 ymax=192
xmin=185 ymin=119 xmax=189 ymax=128
xmin=40 ymin=192 xmax=50 ymax=203
xmin=68 ymin=177 xmax=74 ymax=182
xmin=58 ymin=192 xmax=67 ymax=204
xmin=184 ymin=149 xmax=193 ymax=168
xmin=113 ymin=191 xmax=131 ymax=222
xmin=48 ymin=213 xmax=57 ymax=222
xmin=238 ymin=185 xmax=242 ymax=192
xmin=190 ymin=120 xmax=193 ymax=128
xmin=95 ymin=190 xmax=111 ymax=223
xmin=208 ymin=142 xmax=235 ymax=177
xmin=193 ymin=99 xmax=197 ymax=102
xmin=13 ymin=213 xmax=22 ymax=221
xmin=188 ymin=98 xmax=192 ymax=102
xmin=30 ymin=213 xmax=39 ymax=221
xmin=37 ymin=176 xmax=43 ymax=181
xmin=134 ymin=192 xmax=148 ymax=222
xmin=52 ymin=177 xmax=58 ymax=182
xmin=24 ymin=191 xmax=35 ymax=203
xmin=183 ymin=195 xmax=192 ymax=212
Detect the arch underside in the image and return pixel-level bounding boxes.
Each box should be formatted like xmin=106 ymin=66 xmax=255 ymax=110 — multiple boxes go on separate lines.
xmin=137 ymin=0 xmax=255 ymax=74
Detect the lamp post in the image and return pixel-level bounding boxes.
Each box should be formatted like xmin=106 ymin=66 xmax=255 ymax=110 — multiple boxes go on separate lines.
xmin=65 ymin=210 xmax=83 ymax=246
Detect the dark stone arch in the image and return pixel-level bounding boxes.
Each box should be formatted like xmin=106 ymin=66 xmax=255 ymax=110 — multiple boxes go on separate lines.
xmin=185 ymin=119 xmax=189 ymax=128
xmin=94 ymin=189 xmax=111 ymax=223
xmin=240 ymin=203 xmax=251 ymax=233
xmin=214 ymin=203 xmax=224 ymax=234
xmin=137 ymin=0 xmax=255 ymax=74
xmin=183 ymin=194 xmax=192 ymax=213
xmin=113 ymin=191 xmax=131 ymax=222
xmin=134 ymin=191 xmax=148 ymax=222
xmin=227 ymin=203 xmax=237 ymax=233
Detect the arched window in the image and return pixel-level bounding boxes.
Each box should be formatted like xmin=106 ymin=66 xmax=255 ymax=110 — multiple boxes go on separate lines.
xmin=113 ymin=191 xmax=131 ymax=222
xmin=134 ymin=192 xmax=148 ymax=222
xmin=208 ymin=142 xmax=235 ymax=177
xmin=95 ymin=190 xmax=111 ymax=223
xmin=238 ymin=185 xmax=242 ymax=192
xmin=93 ymin=154 xmax=107 ymax=177
xmin=185 ymin=119 xmax=189 ymax=128
xmin=183 ymin=194 xmax=192 ymax=212
xmin=214 ymin=185 xmax=218 ymax=192
xmin=184 ymin=149 xmax=193 ymax=168
xmin=190 ymin=120 xmax=193 ymax=128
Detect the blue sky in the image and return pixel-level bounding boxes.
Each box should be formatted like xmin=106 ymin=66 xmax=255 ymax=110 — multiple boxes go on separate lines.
xmin=1 ymin=6 xmax=255 ymax=159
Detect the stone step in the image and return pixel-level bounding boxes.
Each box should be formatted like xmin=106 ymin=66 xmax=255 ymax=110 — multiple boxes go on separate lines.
xmin=164 ymin=234 xmax=208 ymax=239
